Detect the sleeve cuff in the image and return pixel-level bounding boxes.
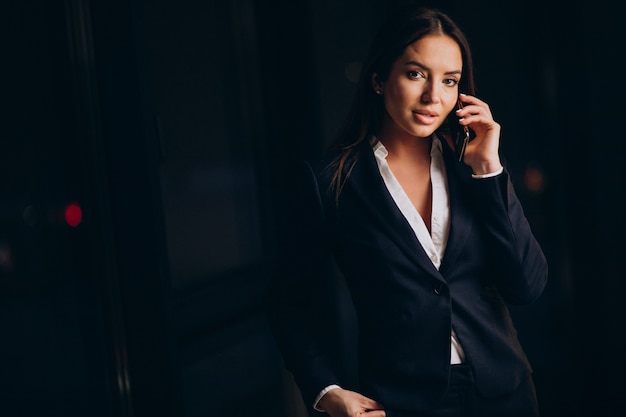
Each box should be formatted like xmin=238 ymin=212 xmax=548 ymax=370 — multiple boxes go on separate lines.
xmin=472 ymin=167 xmax=504 ymax=179
xmin=313 ymin=384 xmax=341 ymax=412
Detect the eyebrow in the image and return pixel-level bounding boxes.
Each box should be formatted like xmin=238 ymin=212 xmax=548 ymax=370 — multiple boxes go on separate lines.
xmin=404 ymin=60 xmax=462 ymax=76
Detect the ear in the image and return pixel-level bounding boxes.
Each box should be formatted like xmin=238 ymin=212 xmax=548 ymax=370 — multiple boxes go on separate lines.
xmin=371 ymin=73 xmax=383 ymax=95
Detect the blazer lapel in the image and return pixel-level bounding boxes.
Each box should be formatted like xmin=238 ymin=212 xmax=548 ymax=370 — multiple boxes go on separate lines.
xmin=439 ymin=137 xmax=475 ymax=274
xmin=346 ymin=143 xmax=443 ymax=282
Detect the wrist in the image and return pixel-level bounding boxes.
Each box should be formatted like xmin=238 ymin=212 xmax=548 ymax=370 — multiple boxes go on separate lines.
xmin=314 ymin=385 xmax=342 ymax=412
xmin=470 ymin=160 xmax=503 ymax=176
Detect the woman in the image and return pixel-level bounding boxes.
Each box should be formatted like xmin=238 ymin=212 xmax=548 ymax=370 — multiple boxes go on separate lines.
xmin=267 ymin=4 xmax=548 ymax=417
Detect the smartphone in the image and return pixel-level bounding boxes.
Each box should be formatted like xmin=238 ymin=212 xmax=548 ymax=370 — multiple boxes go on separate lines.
xmin=454 ymin=98 xmax=471 ymax=162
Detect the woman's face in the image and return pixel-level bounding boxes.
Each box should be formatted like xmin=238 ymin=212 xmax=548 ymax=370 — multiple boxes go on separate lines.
xmin=374 ymin=34 xmax=463 ymax=140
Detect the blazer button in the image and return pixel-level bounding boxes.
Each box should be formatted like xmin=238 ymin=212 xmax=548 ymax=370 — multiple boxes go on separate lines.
xmin=434 ymin=284 xmax=444 ymax=295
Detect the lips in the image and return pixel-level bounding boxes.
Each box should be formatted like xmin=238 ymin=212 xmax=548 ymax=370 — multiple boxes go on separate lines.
xmin=413 ymin=110 xmax=439 ymax=125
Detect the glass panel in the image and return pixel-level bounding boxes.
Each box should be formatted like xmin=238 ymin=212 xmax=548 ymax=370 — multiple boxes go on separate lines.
xmin=142 ymin=1 xmax=263 ymax=287
xmin=1 ymin=1 xmax=112 ymax=415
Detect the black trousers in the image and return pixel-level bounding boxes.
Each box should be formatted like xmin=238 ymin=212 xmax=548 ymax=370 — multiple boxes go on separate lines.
xmin=387 ymin=364 xmax=539 ymax=417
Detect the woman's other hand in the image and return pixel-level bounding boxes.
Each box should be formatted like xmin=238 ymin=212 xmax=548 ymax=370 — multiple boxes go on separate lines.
xmin=318 ymin=387 xmax=387 ymax=417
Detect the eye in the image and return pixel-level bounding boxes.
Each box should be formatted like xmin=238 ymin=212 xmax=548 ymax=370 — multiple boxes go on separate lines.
xmin=443 ymin=78 xmax=459 ymax=87
xmin=407 ymin=70 xmax=425 ymax=80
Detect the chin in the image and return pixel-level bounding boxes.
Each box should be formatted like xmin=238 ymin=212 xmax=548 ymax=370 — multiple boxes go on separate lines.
xmin=410 ymin=127 xmax=438 ymax=139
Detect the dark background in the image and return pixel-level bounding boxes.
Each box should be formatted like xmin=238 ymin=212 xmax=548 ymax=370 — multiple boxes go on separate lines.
xmin=2 ymin=0 xmax=625 ymax=416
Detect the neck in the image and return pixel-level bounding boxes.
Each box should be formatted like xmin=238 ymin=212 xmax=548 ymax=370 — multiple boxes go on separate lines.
xmin=379 ymin=133 xmax=432 ymax=164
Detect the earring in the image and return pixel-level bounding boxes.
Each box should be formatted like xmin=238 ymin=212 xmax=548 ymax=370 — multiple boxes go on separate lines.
xmin=375 ymin=89 xmax=382 ymax=95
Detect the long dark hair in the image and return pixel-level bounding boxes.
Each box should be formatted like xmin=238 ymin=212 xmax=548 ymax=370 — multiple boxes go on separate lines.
xmin=327 ymin=5 xmax=476 ymax=201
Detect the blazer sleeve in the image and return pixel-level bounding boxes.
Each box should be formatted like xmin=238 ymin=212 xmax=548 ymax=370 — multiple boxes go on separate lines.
xmin=265 ymin=160 xmax=340 ymax=408
xmin=469 ymin=170 xmax=548 ymax=304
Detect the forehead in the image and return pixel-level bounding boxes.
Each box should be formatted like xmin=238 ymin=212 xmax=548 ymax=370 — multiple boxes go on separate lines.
xmin=401 ymin=34 xmax=462 ymax=70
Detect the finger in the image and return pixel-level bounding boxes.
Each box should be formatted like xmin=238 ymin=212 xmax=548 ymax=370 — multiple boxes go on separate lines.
xmin=361 ymin=398 xmax=385 ymax=410
xmin=459 ymin=93 xmax=488 ymax=107
xmin=458 ymin=93 xmax=482 ymax=107
xmin=457 ymin=106 xmax=488 ymax=123
xmin=458 ymin=96 xmax=493 ymax=119
xmin=460 ymin=110 xmax=496 ymax=129
xmin=362 ymin=403 xmax=386 ymax=413
xmin=362 ymin=410 xmax=386 ymax=417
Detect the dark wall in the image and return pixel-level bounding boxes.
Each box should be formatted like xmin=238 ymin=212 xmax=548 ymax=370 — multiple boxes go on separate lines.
xmin=2 ymin=0 xmax=625 ymax=416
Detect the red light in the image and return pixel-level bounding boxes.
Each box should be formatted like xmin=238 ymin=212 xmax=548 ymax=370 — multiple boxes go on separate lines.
xmin=64 ymin=202 xmax=83 ymax=227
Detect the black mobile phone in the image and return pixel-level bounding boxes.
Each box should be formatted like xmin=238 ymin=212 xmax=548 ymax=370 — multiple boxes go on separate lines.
xmin=454 ymin=98 xmax=471 ymax=162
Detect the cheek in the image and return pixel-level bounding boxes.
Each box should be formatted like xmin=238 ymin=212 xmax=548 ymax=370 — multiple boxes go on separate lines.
xmin=383 ymin=90 xmax=404 ymax=115
xmin=385 ymin=83 xmax=417 ymax=107
xmin=443 ymin=94 xmax=458 ymax=115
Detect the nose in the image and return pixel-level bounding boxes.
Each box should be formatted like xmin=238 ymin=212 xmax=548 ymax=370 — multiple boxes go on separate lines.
xmin=421 ymin=80 xmax=441 ymax=104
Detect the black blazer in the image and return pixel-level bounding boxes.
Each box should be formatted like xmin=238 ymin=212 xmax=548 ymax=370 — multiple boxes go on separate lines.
xmin=267 ymin=138 xmax=548 ymax=414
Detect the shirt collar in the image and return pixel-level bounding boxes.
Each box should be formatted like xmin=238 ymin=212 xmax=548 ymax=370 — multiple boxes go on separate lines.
xmin=371 ymin=135 xmax=441 ymax=159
